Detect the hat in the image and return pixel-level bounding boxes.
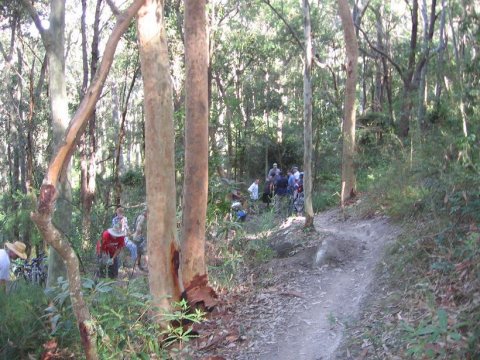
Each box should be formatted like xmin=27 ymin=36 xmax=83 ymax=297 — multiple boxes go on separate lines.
xmin=107 ymin=221 xmax=126 ymax=237
xmin=5 ymin=241 xmax=27 ymax=259
xmin=273 ymin=163 xmax=277 ymax=166
xmin=231 ymin=201 xmax=242 ymax=210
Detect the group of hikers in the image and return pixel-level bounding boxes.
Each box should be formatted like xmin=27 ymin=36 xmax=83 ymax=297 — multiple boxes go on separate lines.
xmin=232 ymin=162 xmax=305 ymax=221
xmin=96 ymin=206 xmax=148 ymax=279
xmin=4 ymin=163 xmax=303 ymax=284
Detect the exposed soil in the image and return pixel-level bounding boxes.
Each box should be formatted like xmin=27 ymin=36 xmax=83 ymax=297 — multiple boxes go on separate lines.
xmin=191 ymin=207 xmax=400 ymax=360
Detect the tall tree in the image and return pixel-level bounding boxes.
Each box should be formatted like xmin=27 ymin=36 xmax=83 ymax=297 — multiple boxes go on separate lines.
xmin=27 ymin=1 xmax=144 ymax=357
xmin=338 ymin=0 xmax=359 ymax=205
xmin=79 ymin=0 xmax=101 ymax=248
xmin=113 ymin=66 xmax=139 ymax=206
xmin=137 ymin=0 xmax=183 ymax=317
xmin=302 ymin=0 xmax=314 ymax=228
xmin=181 ymin=0 xmax=210 ymax=291
xmin=23 ymin=0 xmax=70 ymax=287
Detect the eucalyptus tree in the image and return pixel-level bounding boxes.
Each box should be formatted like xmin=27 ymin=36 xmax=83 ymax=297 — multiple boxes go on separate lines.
xmin=22 ymin=0 xmax=71 ymax=286
xmin=302 ymin=0 xmax=314 ymax=227
xmin=181 ymin=0 xmax=212 ymax=301
xmin=137 ymin=0 xmax=183 ymax=318
xmin=338 ymin=0 xmax=359 ymax=206
xmin=79 ymin=0 xmax=102 ymax=245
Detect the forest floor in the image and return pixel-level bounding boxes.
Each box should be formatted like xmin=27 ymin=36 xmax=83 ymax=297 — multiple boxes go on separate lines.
xmin=188 ymin=205 xmax=401 ymax=360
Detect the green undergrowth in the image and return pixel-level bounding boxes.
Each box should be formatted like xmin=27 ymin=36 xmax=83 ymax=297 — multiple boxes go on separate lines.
xmin=0 ymin=282 xmax=49 ymax=359
xmin=208 ymin=207 xmax=281 ymax=289
xmin=1 ymin=277 xmax=205 ymax=359
xmin=340 ymin=131 xmax=480 ymax=359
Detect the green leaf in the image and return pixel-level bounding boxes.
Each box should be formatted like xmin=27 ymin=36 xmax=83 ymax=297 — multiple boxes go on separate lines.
xmin=416 ymin=325 xmax=436 ymax=336
xmin=437 ymin=309 xmax=448 ymax=332
xmin=82 ymin=278 xmax=96 ymax=289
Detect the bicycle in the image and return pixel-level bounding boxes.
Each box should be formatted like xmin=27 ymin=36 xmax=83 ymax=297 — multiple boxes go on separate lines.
xmin=12 ymin=253 xmax=48 ymax=287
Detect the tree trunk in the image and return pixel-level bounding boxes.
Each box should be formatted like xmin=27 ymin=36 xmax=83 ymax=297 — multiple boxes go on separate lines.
xmin=80 ymin=0 xmax=101 ymax=249
xmin=137 ymin=0 xmax=183 ymax=318
xmin=417 ymin=0 xmax=437 ymax=132
xmin=398 ymin=0 xmax=418 ymax=138
xmin=434 ymin=0 xmax=446 ymax=102
xmin=338 ymin=0 xmax=359 ymax=206
xmin=45 ymin=0 xmax=69 ymax=288
xmin=113 ymin=67 xmax=138 ymax=206
xmin=302 ymin=0 xmax=314 ymax=228
xmin=181 ymin=0 xmax=217 ymax=309
xmin=181 ymin=0 xmax=208 ymax=289
xmin=373 ymin=6 xmax=384 ymax=113
xmin=111 ymin=82 xmax=122 ymax=206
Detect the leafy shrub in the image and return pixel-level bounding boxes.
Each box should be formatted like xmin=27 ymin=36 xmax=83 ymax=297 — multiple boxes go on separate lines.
xmin=161 ymin=298 xmax=206 ymax=351
xmin=120 ymin=168 xmax=145 ymax=187
xmin=346 ymin=128 xmax=480 ymax=358
xmin=45 ymin=277 xmax=206 ymax=358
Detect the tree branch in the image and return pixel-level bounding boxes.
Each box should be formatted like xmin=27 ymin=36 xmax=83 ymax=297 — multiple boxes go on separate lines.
xmin=356 ymin=24 xmax=405 ymax=80
xmin=20 ymin=0 xmax=51 ymax=47
xmin=260 ymin=0 xmax=327 ymax=68
xmin=261 ymin=0 xmax=305 ymax=51
xmin=105 ymin=0 xmax=121 ymax=16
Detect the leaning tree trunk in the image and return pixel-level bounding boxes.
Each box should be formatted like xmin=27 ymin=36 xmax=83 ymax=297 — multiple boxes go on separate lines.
xmin=24 ymin=1 xmax=144 ymax=358
xmin=302 ymin=0 xmax=314 ymax=228
xmin=338 ymin=0 xmax=359 ymax=206
xmin=137 ymin=0 xmax=183 ymax=319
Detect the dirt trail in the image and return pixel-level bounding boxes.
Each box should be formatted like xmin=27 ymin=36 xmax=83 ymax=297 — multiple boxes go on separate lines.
xmin=256 ymin=209 xmax=397 ymax=360
xmin=194 ymin=208 xmax=399 ymax=360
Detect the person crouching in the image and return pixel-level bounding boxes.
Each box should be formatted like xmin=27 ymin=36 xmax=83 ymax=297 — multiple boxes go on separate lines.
xmin=96 ymin=221 xmax=126 ymax=279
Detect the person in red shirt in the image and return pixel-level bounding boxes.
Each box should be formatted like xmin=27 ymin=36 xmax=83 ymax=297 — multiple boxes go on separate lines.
xmin=96 ymin=220 xmax=125 ymax=278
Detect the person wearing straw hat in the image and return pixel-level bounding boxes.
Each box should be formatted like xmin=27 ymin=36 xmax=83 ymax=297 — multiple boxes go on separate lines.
xmin=96 ymin=221 xmax=126 ymax=279
xmin=0 ymin=241 xmax=27 ymax=291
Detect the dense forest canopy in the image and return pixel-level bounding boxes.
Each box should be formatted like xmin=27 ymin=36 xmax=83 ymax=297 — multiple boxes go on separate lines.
xmin=0 ymin=0 xmax=479 ymax=358
xmin=1 ymin=0 xmax=478 ymax=213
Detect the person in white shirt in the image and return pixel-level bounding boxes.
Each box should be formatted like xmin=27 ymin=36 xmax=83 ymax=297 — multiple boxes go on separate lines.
xmin=0 ymin=241 xmax=27 ymax=291
xmin=292 ymin=166 xmax=301 ymax=180
xmin=248 ymin=179 xmax=260 ymax=200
